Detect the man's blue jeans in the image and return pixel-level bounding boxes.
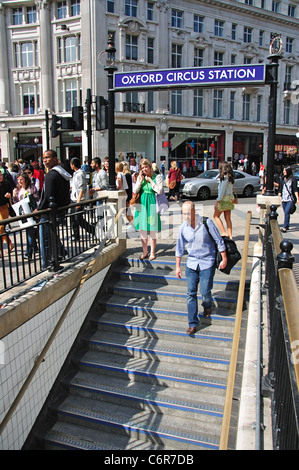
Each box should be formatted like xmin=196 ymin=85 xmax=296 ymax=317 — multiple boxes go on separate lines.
xmin=186 ymin=264 xmax=215 ymax=327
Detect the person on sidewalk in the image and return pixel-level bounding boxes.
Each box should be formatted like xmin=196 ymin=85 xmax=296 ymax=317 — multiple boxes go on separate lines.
xmin=213 ymin=162 xmax=236 ymax=239
xmin=278 ymin=165 xmax=299 ymax=232
xmin=70 ymin=157 xmax=95 ymax=241
xmin=37 ymin=149 xmax=72 ymax=269
xmin=175 ymin=201 xmax=227 ymax=335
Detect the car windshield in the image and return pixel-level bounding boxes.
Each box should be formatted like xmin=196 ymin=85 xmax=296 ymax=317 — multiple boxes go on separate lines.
xmin=197 ymin=170 xmax=218 ymax=179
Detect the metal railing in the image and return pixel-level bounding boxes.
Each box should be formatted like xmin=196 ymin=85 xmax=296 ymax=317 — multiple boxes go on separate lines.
xmin=262 ymin=204 xmax=299 ymax=450
xmin=0 ymin=195 xmax=110 ymax=296
xmin=219 ymin=210 xmax=252 ymax=449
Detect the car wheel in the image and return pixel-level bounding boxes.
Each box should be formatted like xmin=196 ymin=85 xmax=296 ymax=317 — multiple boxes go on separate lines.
xmin=197 ymin=187 xmax=210 ymax=200
xmin=243 ymin=185 xmax=253 ymax=197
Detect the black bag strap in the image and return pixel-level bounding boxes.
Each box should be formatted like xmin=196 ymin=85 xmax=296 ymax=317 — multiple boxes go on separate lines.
xmin=283 ymin=180 xmax=295 ymax=203
xmin=202 ymin=216 xmax=218 ymax=250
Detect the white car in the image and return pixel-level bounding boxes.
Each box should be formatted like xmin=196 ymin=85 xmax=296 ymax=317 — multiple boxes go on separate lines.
xmin=180 ymin=169 xmax=260 ymax=200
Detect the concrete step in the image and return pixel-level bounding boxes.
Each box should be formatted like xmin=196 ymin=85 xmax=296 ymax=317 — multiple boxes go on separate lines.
xmin=52 ymin=394 xmax=222 ymax=450
xmin=98 ymin=293 xmax=236 ymax=325
xmin=84 ymin=326 xmax=232 ymax=370
xmin=105 ymin=279 xmax=240 ymax=309
xmin=64 ymin=370 xmax=225 ymax=419
xmin=113 ymin=264 xmax=245 ymax=291
xmin=75 ymin=350 xmax=228 ymax=398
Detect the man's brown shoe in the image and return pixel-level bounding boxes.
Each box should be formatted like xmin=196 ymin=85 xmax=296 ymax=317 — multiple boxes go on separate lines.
xmin=203 ymin=308 xmax=211 ymax=318
xmin=187 ymin=326 xmax=197 ymax=335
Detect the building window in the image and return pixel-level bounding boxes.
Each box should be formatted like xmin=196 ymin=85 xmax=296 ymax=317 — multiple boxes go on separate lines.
xmin=58 ymin=35 xmax=81 ymax=63
xmin=23 ymin=84 xmax=37 ymax=115
xmin=230 ymin=91 xmax=235 ymax=119
xmin=172 ymin=10 xmax=183 ymax=28
xmin=244 ymin=27 xmax=252 ymax=43
xmin=194 ymin=15 xmax=204 ymax=33
xmin=288 ymin=4 xmax=295 ymax=17
xmin=171 ymin=90 xmax=182 ymax=115
xmin=65 ymin=79 xmax=78 ymax=111
xmin=147 ymin=38 xmax=154 ymax=64
xmin=15 ymin=41 xmax=38 ymax=68
xmin=147 ymin=91 xmax=154 ymax=112
xmin=26 ymin=6 xmax=37 ymax=24
xmin=194 ymin=90 xmax=203 ymax=117
xmin=245 ymin=0 xmax=253 ymax=5
xmin=126 ymin=35 xmax=138 ymax=60
xmin=57 ymin=1 xmax=67 ymax=19
xmin=259 ymin=30 xmax=264 ymax=46
xmin=244 ymin=57 xmax=252 ymax=64
xmin=257 ymin=95 xmax=262 ymax=122
xmin=71 ymin=0 xmax=80 ymax=16
xmin=272 ymin=1 xmax=280 ymax=12
xmin=283 ymin=99 xmax=290 ymax=124
xmin=214 ymin=52 xmax=223 ymax=66
xmin=107 ymin=0 xmax=114 ymax=13
xmin=286 ymin=37 xmax=293 ymax=53
xmin=231 ymin=54 xmax=236 ymax=64
xmin=285 ymin=66 xmax=292 ymax=89
xmin=213 ymin=90 xmax=222 ymax=118
xmin=214 ymin=20 xmax=224 ymax=37
xmin=242 ymin=94 xmax=250 ymax=120
xmin=13 ymin=8 xmax=23 ymax=25
xmin=147 ymin=2 xmax=154 ymax=21
xmin=232 ymin=24 xmax=237 ymax=40
xmin=194 ymin=48 xmax=203 ymax=67
xmin=172 ymin=44 xmax=182 ymax=68
xmin=125 ymin=0 xmax=137 ymax=17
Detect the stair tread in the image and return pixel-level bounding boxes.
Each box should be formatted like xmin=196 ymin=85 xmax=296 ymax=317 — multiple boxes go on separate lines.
xmin=55 ymin=394 xmax=222 ymax=449
xmin=43 ymin=421 xmax=172 ymax=450
xmin=86 ymin=328 xmax=233 ymax=367
xmin=78 ymin=349 xmax=228 ymax=389
xmin=67 ymin=369 xmax=226 ymax=410
xmin=99 ymin=293 xmax=237 ymax=321
xmin=95 ymin=310 xmax=235 ymax=336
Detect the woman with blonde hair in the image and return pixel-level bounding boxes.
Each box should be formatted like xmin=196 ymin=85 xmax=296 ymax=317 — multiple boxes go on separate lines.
xmin=133 ymin=158 xmax=163 ymax=260
xmin=213 ymin=162 xmax=235 ymax=239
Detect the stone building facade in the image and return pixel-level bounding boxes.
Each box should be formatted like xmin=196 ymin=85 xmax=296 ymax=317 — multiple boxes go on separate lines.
xmin=0 ymin=0 xmax=298 ymax=172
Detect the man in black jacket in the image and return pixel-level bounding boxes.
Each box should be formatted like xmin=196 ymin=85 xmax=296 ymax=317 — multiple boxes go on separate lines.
xmin=37 ymin=149 xmax=71 ymax=269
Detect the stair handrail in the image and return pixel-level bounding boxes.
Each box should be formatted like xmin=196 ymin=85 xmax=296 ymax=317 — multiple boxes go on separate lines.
xmin=219 ymin=210 xmax=252 ymax=450
xmin=0 ymin=200 xmax=124 ymax=436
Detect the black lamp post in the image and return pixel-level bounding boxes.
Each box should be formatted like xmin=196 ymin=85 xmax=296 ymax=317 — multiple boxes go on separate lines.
xmin=104 ymin=34 xmax=118 ymax=190
xmin=264 ymin=35 xmax=282 ymax=196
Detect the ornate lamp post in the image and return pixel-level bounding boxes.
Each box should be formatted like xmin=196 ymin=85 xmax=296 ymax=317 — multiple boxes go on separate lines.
xmin=104 ymin=34 xmax=118 ymax=190
xmin=264 ymin=34 xmax=282 ymax=196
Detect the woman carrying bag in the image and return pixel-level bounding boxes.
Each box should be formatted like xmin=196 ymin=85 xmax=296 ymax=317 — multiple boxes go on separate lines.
xmin=278 ymin=166 xmax=299 ymax=233
xmin=213 ymin=162 xmax=236 ymax=239
xmin=167 ymin=161 xmax=182 ymax=201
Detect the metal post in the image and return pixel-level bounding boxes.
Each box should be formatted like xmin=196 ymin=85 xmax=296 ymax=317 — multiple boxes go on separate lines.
xmin=264 ymin=36 xmax=282 ymax=196
xmin=104 ymin=34 xmax=117 ymax=190
xmin=86 ymin=88 xmax=92 ymax=167
xmin=45 ymin=110 xmax=50 ymax=149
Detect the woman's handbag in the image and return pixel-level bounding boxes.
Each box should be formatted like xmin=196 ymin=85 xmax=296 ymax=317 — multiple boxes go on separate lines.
xmin=130 ymin=192 xmax=141 ymax=206
xmin=284 ymin=182 xmax=297 ymax=214
xmin=168 ymin=180 xmax=176 ymax=190
xmin=218 ymin=195 xmax=235 ymax=212
xmin=203 ymin=217 xmax=241 ymax=275
xmin=156 ymin=190 xmax=169 ymax=213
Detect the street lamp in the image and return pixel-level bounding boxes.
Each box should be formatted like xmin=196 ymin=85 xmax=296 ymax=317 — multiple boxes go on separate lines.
xmin=104 ymin=34 xmax=118 ymax=190
xmin=296 ymin=130 xmax=299 ymax=165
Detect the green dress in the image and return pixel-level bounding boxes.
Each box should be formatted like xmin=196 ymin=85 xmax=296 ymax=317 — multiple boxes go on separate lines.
xmin=134 ymin=175 xmax=161 ymax=233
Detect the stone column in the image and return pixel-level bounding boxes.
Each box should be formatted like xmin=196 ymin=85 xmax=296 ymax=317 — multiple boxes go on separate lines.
xmin=38 ymin=0 xmax=53 ymax=111
xmin=0 ymin=5 xmax=10 ymax=114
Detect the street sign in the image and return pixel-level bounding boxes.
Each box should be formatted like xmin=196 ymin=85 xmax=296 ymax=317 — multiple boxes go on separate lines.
xmin=114 ymin=64 xmax=266 ymax=91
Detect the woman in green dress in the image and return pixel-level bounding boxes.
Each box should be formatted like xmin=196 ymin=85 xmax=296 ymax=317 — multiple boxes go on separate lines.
xmin=134 ymin=159 xmax=163 ymax=260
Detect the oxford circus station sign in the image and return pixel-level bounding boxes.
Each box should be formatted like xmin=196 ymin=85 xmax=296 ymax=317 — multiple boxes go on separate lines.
xmin=114 ymin=64 xmax=266 ymax=91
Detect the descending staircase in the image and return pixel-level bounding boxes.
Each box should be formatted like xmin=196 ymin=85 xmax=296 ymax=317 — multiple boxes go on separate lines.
xmin=32 ymin=248 xmax=249 ymax=451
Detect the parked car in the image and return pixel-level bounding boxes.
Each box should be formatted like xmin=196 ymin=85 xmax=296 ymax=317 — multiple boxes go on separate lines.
xmin=293 ymin=167 xmax=299 ymax=190
xmin=179 ymin=169 xmax=260 ymax=200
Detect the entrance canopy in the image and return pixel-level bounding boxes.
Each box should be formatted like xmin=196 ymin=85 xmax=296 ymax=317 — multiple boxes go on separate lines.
xmin=114 ymin=64 xmax=266 ymax=91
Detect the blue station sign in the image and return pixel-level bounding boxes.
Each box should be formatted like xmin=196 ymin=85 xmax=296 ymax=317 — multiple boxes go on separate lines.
xmin=114 ymin=64 xmax=266 ymax=91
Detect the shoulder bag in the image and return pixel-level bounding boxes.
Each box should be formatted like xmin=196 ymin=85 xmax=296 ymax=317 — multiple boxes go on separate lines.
xmin=202 ymin=217 xmax=241 ymax=275
xmin=284 ymin=181 xmax=297 ymax=214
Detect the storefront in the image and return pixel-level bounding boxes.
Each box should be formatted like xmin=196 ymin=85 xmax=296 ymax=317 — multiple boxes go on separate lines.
xmin=13 ymin=134 xmax=42 ymax=163
xmin=115 ymin=126 xmax=155 ymax=163
xmin=168 ymin=129 xmax=225 ymax=175
xmin=275 ymin=134 xmax=298 ymax=169
xmin=232 ymin=131 xmax=263 ymax=171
